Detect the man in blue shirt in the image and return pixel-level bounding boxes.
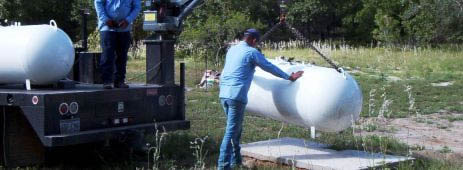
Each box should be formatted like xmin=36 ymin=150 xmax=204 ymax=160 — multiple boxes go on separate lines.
xmin=218 ymin=28 xmax=304 ymax=170
xmin=95 ymin=0 xmax=141 ymax=89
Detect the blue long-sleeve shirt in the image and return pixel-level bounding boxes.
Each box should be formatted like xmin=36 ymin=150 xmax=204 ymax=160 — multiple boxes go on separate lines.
xmin=219 ymin=41 xmax=290 ymax=104
xmin=94 ymin=0 xmax=141 ymax=32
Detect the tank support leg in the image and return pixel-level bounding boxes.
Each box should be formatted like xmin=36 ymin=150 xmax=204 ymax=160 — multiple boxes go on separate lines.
xmin=310 ymin=126 xmax=316 ymax=139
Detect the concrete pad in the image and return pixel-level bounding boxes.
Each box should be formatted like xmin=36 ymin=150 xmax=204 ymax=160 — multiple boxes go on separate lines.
xmin=241 ymin=137 xmax=413 ymax=170
xmin=431 ymin=81 xmax=454 ymax=87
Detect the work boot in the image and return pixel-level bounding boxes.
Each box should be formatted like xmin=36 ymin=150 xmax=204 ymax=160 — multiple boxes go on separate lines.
xmin=114 ymin=82 xmax=129 ymax=88
xmin=103 ymin=83 xmax=113 ymax=89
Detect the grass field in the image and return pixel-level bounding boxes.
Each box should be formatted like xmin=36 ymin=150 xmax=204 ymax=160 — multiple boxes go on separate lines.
xmin=5 ymin=44 xmax=461 ymax=170
xmin=122 ymin=43 xmax=463 ymax=169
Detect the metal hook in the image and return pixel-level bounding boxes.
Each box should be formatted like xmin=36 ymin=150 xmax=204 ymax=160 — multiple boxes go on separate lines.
xmin=49 ymin=20 xmax=58 ymax=30
xmin=338 ymin=68 xmax=347 ymax=79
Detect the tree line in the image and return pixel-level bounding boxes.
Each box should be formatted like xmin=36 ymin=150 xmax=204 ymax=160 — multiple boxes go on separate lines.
xmin=1 ymin=0 xmax=462 ymax=45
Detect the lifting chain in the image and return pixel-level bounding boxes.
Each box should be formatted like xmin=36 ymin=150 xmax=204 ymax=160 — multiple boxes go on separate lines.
xmin=285 ymin=23 xmax=341 ymax=72
xmin=258 ymin=0 xmax=342 ymax=73
xmin=258 ymin=22 xmax=283 ymax=45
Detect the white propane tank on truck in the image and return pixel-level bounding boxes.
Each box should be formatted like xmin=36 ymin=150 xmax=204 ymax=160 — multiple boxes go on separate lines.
xmin=0 ymin=20 xmax=75 ymax=85
xmin=246 ymin=58 xmax=363 ymax=132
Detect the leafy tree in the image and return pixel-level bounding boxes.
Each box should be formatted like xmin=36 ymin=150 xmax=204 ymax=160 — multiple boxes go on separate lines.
xmin=403 ymin=0 xmax=463 ymax=43
xmin=1 ymin=0 xmax=99 ymax=42
xmin=71 ymin=0 xmax=98 ymax=42
xmin=2 ymin=0 xmax=81 ymax=40
xmin=286 ymin=0 xmax=338 ymax=39
xmin=0 ymin=0 xmax=6 ymax=19
xmin=370 ymin=0 xmax=406 ymax=44
xmin=285 ymin=0 xmax=364 ymax=41
xmin=4 ymin=0 xmax=463 ymax=46
xmin=179 ymin=0 xmax=264 ymax=65
xmin=229 ymin=0 xmax=280 ymax=26
xmin=342 ymin=0 xmax=375 ymax=42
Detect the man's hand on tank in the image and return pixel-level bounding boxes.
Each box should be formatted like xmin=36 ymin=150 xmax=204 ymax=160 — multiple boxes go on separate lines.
xmin=106 ymin=20 xmax=117 ymax=28
xmin=289 ymin=71 xmax=304 ymax=81
xmin=119 ymin=20 xmax=129 ymax=29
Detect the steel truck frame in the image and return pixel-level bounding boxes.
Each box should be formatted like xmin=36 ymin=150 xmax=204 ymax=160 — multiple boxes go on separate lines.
xmin=0 ymin=0 xmax=202 ymax=167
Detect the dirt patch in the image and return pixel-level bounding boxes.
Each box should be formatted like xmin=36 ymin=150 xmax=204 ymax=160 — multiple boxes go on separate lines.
xmin=356 ymin=112 xmax=463 ymax=156
xmin=412 ymin=150 xmax=463 ymax=165
xmin=243 ymin=156 xmax=304 ymax=170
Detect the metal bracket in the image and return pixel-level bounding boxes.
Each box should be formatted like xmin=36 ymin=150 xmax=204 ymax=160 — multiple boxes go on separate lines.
xmin=338 ymin=68 xmax=347 ymax=79
xmin=25 ymin=79 xmax=31 ymax=91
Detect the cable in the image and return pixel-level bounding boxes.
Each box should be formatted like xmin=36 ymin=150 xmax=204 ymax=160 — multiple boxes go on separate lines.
xmin=127 ymin=57 xmax=167 ymax=82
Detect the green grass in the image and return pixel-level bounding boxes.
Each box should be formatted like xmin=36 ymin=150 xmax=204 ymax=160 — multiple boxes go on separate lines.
xmin=443 ymin=115 xmax=463 ymax=122
xmin=12 ymin=44 xmax=461 ymax=169
xmin=124 ymin=44 xmax=463 ymax=169
xmin=262 ymin=45 xmax=463 ymax=117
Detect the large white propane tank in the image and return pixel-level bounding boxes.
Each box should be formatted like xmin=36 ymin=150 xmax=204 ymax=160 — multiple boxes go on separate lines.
xmin=246 ymin=59 xmax=363 ymax=132
xmin=0 ymin=20 xmax=75 ymax=85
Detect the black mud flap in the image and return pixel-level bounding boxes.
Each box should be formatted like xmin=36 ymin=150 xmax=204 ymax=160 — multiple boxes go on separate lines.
xmin=1 ymin=107 xmax=45 ymax=167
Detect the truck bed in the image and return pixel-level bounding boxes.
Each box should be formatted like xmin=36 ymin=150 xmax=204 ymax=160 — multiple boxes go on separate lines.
xmin=0 ymin=82 xmax=188 ymax=147
xmin=0 ymin=83 xmax=162 ymax=94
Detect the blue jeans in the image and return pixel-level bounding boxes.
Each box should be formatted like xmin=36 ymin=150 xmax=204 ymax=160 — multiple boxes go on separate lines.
xmin=99 ymin=31 xmax=131 ymax=84
xmin=218 ymin=98 xmax=245 ymax=170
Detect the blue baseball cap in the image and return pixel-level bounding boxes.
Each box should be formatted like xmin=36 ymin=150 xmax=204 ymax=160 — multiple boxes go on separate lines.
xmin=244 ymin=28 xmax=260 ymax=41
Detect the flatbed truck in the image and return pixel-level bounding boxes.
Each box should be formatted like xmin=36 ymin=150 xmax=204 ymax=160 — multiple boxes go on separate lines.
xmin=0 ymin=0 xmax=202 ymax=167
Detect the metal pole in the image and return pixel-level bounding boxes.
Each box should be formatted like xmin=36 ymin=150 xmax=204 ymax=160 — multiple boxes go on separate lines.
xmin=180 ymin=62 xmax=185 ymax=89
xmin=179 ymin=62 xmax=186 ymax=120
xmin=81 ymin=9 xmax=90 ymax=51
xmin=204 ymin=51 xmax=208 ymax=91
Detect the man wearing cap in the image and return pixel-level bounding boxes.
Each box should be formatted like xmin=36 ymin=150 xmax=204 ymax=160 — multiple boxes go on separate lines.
xmin=95 ymin=0 xmax=141 ymax=89
xmin=218 ymin=28 xmax=304 ymax=169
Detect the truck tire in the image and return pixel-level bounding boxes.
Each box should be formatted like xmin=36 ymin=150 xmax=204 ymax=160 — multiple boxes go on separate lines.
xmin=1 ymin=106 xmax=45 ymax=167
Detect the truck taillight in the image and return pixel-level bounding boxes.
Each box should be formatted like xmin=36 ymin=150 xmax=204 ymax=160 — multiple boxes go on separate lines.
xmin=69 ymin=102 xmax=79 ymax=114
xmin=59 ymin=103 xmax=69 ymax=115
xmin=166 ymin=95 xmax=174 ymax=105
